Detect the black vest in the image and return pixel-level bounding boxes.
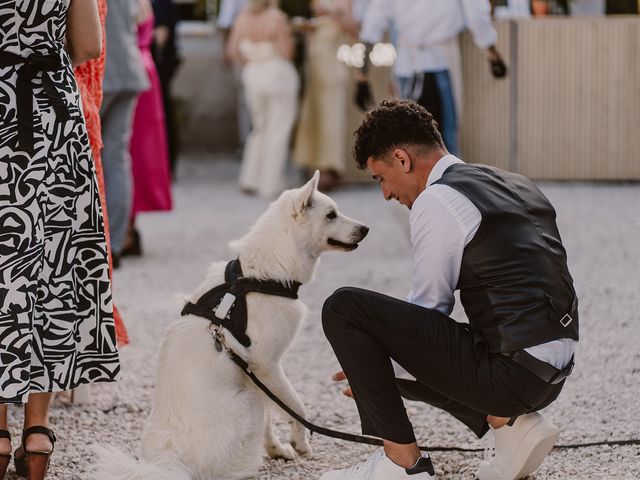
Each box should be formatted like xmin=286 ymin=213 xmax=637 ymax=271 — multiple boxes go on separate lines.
xmin=434 ymin=163 xmax=579 ymax=353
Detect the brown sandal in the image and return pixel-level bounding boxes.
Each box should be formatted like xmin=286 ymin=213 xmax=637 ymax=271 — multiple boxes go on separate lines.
xmin=14 ymin=426 xmax=55 ymax=479
xmin=0 ymin=430 xmax=10 ymax=479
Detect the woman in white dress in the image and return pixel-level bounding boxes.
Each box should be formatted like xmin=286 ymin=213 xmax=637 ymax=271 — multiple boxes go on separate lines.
xmin=226 ymin=0 xmax=299 ymax=198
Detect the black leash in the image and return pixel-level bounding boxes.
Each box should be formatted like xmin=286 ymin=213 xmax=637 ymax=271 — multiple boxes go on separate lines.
xmin=214 ymin=330 xmax=640 ymax=454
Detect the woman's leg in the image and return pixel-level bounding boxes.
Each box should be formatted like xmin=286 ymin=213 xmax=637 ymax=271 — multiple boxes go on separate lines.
xmin=239 ymin=70 xmax=268 ymax=193
xmin=260 ymin=87 xmax=298 ymax=197
xmin=0 ymin=405 xmax=9 ymax=454
xmin=23 ymin=393 xmax=54 ymax=452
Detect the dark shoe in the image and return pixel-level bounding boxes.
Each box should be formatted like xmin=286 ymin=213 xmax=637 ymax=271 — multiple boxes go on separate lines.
xmin=121 ymin=228 xmax=142 ymax=257
xmin=14 ymin=426 xmax=56 ymax=479
xmin=112 ymin=253 xmax=121 ymax=269
xmin=0 ymin=430 xmax=10 ymax=480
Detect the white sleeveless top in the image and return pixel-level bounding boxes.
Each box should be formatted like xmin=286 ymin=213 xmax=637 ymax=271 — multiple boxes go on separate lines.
xmin=238 ymin=39 xmax=278 ymax=63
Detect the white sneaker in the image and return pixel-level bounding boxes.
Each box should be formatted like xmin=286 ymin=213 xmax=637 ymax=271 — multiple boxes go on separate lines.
xmin=319 ymin=448 xmax=437 ymax=480
xmin=476 ymin=412 xmax=559 ymax=480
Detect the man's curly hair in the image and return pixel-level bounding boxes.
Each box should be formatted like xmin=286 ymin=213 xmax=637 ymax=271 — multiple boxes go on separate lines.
xmin=352 ymin=99 xmax=444 ymax=170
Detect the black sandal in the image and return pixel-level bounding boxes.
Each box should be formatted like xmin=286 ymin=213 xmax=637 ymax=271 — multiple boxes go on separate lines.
xmin=0 ymin=430 xmax=10 ymax=480
xmin=14 ymin=426 xmax=56 ymax=479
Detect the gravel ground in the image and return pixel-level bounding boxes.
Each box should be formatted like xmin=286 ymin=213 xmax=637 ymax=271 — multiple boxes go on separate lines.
xmin=6 ymin=154 xmax=639 ymax=479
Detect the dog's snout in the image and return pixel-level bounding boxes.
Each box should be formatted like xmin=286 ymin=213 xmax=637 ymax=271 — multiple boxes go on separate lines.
xmin=358 ymin=225 xmax=369 ymax=239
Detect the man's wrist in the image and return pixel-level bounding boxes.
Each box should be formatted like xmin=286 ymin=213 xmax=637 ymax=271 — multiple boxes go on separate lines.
xmin=486 ymin=45 xmax=500 ymax=61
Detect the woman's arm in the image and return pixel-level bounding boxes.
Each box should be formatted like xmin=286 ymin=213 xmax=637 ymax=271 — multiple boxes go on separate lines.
xmin=225 ymin=11 xmax=246 ymax=65
xmin=274 ymin=11 xmax=294 ymax=61
xmin=66 ymin=0 xmax=102 ymax=66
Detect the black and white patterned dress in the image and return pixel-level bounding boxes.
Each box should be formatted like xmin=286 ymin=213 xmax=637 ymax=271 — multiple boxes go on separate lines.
xmin=0 ymin=0 xmax=120 ymax=403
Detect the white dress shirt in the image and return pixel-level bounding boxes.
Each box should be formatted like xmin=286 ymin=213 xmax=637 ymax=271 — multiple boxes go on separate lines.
xmin=217 ymin=0 xmax=247 ymax=29
xmin=351 ymin=0 xmax=370 ymax=24
xmin=360 ymin=0 xmax=497 ymax=77
xmin=407 ymin=155 xmax=575 ymax=369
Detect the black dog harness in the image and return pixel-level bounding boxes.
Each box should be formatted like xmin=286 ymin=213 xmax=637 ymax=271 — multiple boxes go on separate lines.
xmin=180 ymin=259 xmax=301 ymax=347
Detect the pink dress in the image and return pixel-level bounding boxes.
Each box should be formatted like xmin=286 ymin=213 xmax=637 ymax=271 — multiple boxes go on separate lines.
xmin=130 ymin=16 xmax=172 ymax=215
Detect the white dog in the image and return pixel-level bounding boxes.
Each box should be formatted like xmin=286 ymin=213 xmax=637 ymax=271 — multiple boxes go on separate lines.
xmin=94 ymin=172 xmax=369 ymax=480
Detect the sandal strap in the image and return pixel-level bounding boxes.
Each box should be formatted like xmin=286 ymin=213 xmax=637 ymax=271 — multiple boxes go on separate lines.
xmin=21 ymin=426 xmax=56 ymax=449
xmin=0 ymin=430 xmax=10 ymax=440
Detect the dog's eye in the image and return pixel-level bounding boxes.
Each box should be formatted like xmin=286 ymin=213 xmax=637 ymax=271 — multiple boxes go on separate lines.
xmin=326 ymin=210 xmax=337 ymax=220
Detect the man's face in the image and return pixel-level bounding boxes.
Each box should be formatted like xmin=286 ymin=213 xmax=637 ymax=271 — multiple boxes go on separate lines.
xmin=366 ymin=154 xmax=417 ymax=209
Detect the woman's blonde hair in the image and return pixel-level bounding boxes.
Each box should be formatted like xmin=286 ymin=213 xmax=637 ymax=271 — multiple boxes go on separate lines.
xmin=248 ymin=0 xmax=273 ymax=13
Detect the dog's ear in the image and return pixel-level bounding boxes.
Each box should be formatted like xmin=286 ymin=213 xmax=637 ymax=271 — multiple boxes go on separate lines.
xmin=294 ymin=170 xmax=319 ymax=216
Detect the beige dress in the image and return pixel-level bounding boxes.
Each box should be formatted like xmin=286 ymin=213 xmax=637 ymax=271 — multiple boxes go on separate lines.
xmin=294 ymin=2 xmax=351 ymax=174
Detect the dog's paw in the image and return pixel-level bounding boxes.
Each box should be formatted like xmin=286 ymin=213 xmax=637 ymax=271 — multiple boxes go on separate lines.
xmin=290 ymin=438 xmax=312 ymax=457
xmin=266 ymin=442 xmax=297 ymax=460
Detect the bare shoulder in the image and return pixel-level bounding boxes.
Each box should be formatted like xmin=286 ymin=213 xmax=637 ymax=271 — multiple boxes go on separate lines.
xmin=268 ymin=7 xmax=289 ymax=24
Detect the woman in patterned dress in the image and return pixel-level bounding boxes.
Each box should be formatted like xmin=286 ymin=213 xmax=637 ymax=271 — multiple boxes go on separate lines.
xmin=0 ymin=1 xmax=120 ymax=478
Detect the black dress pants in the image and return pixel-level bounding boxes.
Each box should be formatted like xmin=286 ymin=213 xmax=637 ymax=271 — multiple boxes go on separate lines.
xmin=322 ymin=287 xmax=564 ymax=444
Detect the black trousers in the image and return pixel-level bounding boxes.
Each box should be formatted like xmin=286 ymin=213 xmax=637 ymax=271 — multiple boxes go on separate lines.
xmin=322 ymin=287 xmax=565 ymax=444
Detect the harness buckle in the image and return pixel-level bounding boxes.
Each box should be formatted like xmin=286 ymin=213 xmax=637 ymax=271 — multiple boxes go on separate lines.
xmin=215 ymin=292 xmax=236 ymax=320
xmin=560 ymin=313 xmax=573 ymax=327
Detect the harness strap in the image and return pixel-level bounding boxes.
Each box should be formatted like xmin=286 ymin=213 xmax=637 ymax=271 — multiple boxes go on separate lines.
xmin=181 ymin=259 xmax=301 ymax=348
xmin=224 ymin=343 xmax=481 ymax=453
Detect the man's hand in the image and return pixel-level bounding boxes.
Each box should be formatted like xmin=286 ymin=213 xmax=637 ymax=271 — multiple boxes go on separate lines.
xmin=487 ymin=46 xmax=507 ymax=79
xmin=332 ymin=371 xmax=354 ymax=398
xmin=354 ymin=79 xmax=374 ymax=112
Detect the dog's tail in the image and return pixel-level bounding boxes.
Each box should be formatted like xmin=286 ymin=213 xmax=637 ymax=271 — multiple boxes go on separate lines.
xmin=93 ymin=444 xmax=191 ymax=480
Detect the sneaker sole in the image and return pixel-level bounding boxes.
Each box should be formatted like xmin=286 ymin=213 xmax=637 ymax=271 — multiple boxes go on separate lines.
xmin=514 ymin=423 xmax=559 ymax=479
xmin=477 ymin=420 xmax=559 ymax=480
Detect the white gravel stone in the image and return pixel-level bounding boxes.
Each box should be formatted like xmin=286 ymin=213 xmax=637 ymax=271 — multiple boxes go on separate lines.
xmin=6 ymin=154 xmax=639 ymax=479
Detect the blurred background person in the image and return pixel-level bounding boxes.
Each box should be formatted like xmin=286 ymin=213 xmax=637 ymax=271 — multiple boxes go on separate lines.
xmin=350 ymin=0 xmax=370 ymax=23
xmin=293 ymin=0 xmax=359 ymax=192
xmin=279 ymin=0 xmax=314 ymax=89
xmin=74 ymin=0 xmax=129 ymax=351
xmin=152 ymin=0 xmax=182 ymax=176
xmin=1 ymin=1 xmax=120 ymax=476
xmin=218 ymin=0 xmax=251 ymax=152
xmin=124 ymin=0 xmax=174 ymax=258
xmin=357 ymin=0 xmax=507 ymax=156
xmin=219 ymin=0 xmax=249 ymax=53
xmin=226 ymin=0 xmax=299 ymax=198
xmin=101 ymin=0 xmax=149 ymax=266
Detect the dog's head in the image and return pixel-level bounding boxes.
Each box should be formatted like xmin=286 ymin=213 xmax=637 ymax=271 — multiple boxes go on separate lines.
xmin=288 ymin=171 xmax=369 ymax=255
xmin=229 ymin=172 xmax=369 ymax=283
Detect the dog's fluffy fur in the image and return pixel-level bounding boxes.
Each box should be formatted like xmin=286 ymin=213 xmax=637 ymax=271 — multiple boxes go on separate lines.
xmin=94 ymin=172 xmax=368 ymax=480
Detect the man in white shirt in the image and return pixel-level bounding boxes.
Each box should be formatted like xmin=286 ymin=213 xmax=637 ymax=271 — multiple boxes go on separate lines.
xmin=217 ymin=0 xmax=247 ymax=44
xmin=320 ymin=100 xmax=578 ymax=480
xmin=356 ymin=0 xmax=507 ymax=156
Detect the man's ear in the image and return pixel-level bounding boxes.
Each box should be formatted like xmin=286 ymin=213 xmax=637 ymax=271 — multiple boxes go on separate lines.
xmin=294 ymin=170 xmax=319 ymax=216
xmin=395 ymin=148 xmax=412 ymax=173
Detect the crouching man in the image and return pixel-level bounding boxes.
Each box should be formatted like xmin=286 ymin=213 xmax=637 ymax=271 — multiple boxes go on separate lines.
xmin=320 ymin=99 xmax=578 ymax=480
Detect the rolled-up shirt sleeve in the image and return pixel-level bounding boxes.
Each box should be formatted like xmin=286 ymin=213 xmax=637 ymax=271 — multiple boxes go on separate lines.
xmin=459 ymin=0 xmax=497 ymax=50
xmin=217 ymin=0 xmax=246 ymax=29
xmin=359 ymin=0 xmax=391 ymax=44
